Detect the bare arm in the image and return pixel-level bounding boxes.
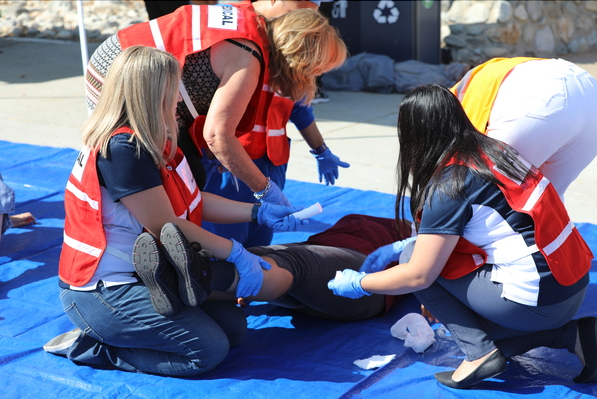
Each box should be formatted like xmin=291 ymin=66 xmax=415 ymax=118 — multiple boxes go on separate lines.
xmin=200 ymin=191 xmax=254 ymax=224
xmin=9 ymin=212 xmax=36 ymax=227
xmin=299 ymin=121 xmax=325 ymax=150
xmin=360 ymin=234 xmax=459 ymax=295
xmin=205 ymin=39 xmax=268 ymax=193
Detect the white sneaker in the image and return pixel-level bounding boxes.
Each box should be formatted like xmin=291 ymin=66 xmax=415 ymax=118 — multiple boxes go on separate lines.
xmin=43 ymin=328 xmax=81 ymax=356
xmin=311 ymin=88 xmax=330 ymax=104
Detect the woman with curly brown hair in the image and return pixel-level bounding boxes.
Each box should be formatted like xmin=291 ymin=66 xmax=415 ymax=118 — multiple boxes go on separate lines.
xmin=86 ymin=2 xmax=347 ymax=247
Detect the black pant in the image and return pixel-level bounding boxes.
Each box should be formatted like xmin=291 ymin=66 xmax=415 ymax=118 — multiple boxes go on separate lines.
xmin=248 ymin=243 xmax=385 ymax=321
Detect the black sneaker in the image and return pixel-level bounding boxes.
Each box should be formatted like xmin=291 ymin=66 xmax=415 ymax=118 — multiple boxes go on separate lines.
xmin=311 ymin=88 xmax=330 ymax=104
xmin=132 ymin=232 xmax=183 ymax=316
xmin=160 ymin=223 xmax=212 ymax=307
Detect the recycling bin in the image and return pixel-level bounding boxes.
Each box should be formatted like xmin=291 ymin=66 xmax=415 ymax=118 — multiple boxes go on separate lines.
xmin=327 ymin=0 xmax=441 ymax=64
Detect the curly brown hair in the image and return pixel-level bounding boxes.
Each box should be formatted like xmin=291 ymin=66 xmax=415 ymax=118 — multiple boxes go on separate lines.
xmin=266 ymin=9 xmax=347 ymax=103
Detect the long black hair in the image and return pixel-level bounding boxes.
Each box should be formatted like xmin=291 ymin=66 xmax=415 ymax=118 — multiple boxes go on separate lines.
xmin=395 ymin=84 xmax=528 ymax=229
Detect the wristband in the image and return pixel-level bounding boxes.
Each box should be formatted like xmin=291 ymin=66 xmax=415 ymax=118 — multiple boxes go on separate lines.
xmin=251 ymin=203 xmax=261 ymax=223
xmin=253 ymin=177 xmax=271 ymax=200
xmin=309 ymin=142 xmax=328 ymax=155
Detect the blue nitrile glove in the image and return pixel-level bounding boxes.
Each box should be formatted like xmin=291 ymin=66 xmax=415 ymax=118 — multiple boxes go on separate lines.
xmin=359 ymin=236 xmax=417 ymax=273
xmin=257 ymin=179 xmax=292 ymax=207
xmin=328 ymin=269 xmax=372 ymax=299
xmin=313 ymin=148 xmax=350 ymax=186
xmin=226 ymin=238 xmax=272 ymax=298
xmin=257 ymin=203 xmax=309 ymax=231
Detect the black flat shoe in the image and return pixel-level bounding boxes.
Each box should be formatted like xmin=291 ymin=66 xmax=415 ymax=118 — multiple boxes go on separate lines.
xmin=574 ymin=317 xmax=597 ymax=383
xmin=133 ymin=232 xmax=183 ymax=316
xmin=160 ymin=223 xmax=212 ymax=307
xmin=434 ymin=349 xmax=507 ymax=389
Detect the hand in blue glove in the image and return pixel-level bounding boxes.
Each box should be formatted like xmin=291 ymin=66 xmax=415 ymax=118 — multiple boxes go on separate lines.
xmin=257 ymin=179 xmax=292 ymax=207
xmin=359 ymin=236 xmax=417 ymax=273
xmin=257 ymin=203 xmax=308 ymax=231
xmin=313 ymin=148 xmax=350 ymax=186
xmin=226 ymin=238 xmax=272 ymax=298
xmin=328 ymin=269 xmax=372 ymax=299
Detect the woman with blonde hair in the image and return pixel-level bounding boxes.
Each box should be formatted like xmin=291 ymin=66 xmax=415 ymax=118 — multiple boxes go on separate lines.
xmin=86 ymin=2 xmax=348 ymax=247
xmin=47 ymin=45 xmax=306 ymax=376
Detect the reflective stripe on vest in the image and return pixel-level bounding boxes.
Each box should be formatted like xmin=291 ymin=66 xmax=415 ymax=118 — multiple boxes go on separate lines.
xmin=59 ymin=128 xmax=203 ymax=286
xmin=65 ymin=179 xmax=98 ymax=210
xmin=118 ymin=3 xmax=269 ymax=139
xmin=63 ymin=230 xmax=102 ymax=259
xmin=440 ymin=154 xmax=593 ymax=284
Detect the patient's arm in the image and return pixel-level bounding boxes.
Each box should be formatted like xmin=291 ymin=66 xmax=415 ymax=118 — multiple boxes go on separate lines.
xmin=10 ymin=212 xmax=36 ymax=227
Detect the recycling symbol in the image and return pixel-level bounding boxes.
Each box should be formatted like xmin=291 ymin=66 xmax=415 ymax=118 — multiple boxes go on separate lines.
xmin=373 ymin=0 xmax=400 ymax=24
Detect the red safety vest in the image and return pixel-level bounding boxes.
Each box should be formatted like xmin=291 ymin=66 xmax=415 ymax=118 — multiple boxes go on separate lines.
xmin=118 ymin=2 xmax=290 ymax=165
xmin=239 ymin=92 xmax=294 ymax=166
xmin=439 ymin=154 xmax=593 ymax=285
xmin=59 ymin=127 xmax=203 ymax=287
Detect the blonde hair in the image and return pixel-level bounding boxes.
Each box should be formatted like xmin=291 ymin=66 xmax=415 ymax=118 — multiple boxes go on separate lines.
xmin=267 ymin=8 xmax=347 ymax=103
xmin=81 ymin=46 xmax=181 ymax=167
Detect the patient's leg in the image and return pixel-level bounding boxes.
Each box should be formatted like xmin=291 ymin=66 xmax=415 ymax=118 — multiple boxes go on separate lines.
xmin=247 ymin=244 xmax=386 ymax=321
xmin=206 ymin=251 xmax=293 ymax=302
xmin=207 ymin=244 xmax=385 ymax=321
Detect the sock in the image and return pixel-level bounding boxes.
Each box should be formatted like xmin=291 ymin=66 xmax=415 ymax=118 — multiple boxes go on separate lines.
xmin=209 ymin=259 xmax=237 ymax=291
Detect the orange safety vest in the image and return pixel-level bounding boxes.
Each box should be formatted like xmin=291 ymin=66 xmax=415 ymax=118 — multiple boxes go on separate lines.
xmin=439 ymin=154 xmax=593 ymax=285
xmin=59 ymin=127 xmax=203 ymax=287
xmin=118 ymin=2 xmax=290 ymax=165
xmin=450 ymin=57 xmax=542 ymax=133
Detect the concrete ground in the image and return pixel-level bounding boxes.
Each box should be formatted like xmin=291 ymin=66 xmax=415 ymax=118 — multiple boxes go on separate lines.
xmin=1 ymin=36 xmax=596 ymax=224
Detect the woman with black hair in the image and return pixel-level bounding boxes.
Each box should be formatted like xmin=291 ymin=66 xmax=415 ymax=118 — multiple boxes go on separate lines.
xmin=329 ymin=84 xmax=597 ymax=389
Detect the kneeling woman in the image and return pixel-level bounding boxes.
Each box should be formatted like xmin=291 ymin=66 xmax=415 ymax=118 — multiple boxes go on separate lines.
xmin=50 ymin=46 xmax=308 ymax=377
xmin=329 ymin=84 xmax=595 ymax=388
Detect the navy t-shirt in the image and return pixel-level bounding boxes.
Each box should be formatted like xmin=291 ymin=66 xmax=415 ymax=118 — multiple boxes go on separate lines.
xmin=418 ymin=166 xmax=588 ymax=306
xmin=97 ymin=134 xmax=162 ymax=202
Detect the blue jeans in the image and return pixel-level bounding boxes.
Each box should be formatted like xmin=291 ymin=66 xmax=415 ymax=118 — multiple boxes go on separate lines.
xmin=60 ymin=282 xmax=246 ymax=376
xmin=201 ymin=154 xmax=288 ymax=247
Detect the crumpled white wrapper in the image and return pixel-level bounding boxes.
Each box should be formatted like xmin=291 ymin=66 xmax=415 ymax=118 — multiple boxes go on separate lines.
xmin=391 ymin=312 xmax=435 ymax=353
xmin=353 ymin=354 xmax=396 ymax=370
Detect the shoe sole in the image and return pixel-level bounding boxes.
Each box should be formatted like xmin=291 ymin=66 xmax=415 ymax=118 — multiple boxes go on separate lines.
xmin=132 ymin=232 xmax=182 ymax=316
xmin=160 ymin=223 xmax=210 ymax=307
xmin=43 ymin=328 xmax=82 ymax=356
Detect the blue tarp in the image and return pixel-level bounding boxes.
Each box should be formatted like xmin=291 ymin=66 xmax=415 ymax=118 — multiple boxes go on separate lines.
xmin=2 ymin=140 xmax=597 ymax=398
